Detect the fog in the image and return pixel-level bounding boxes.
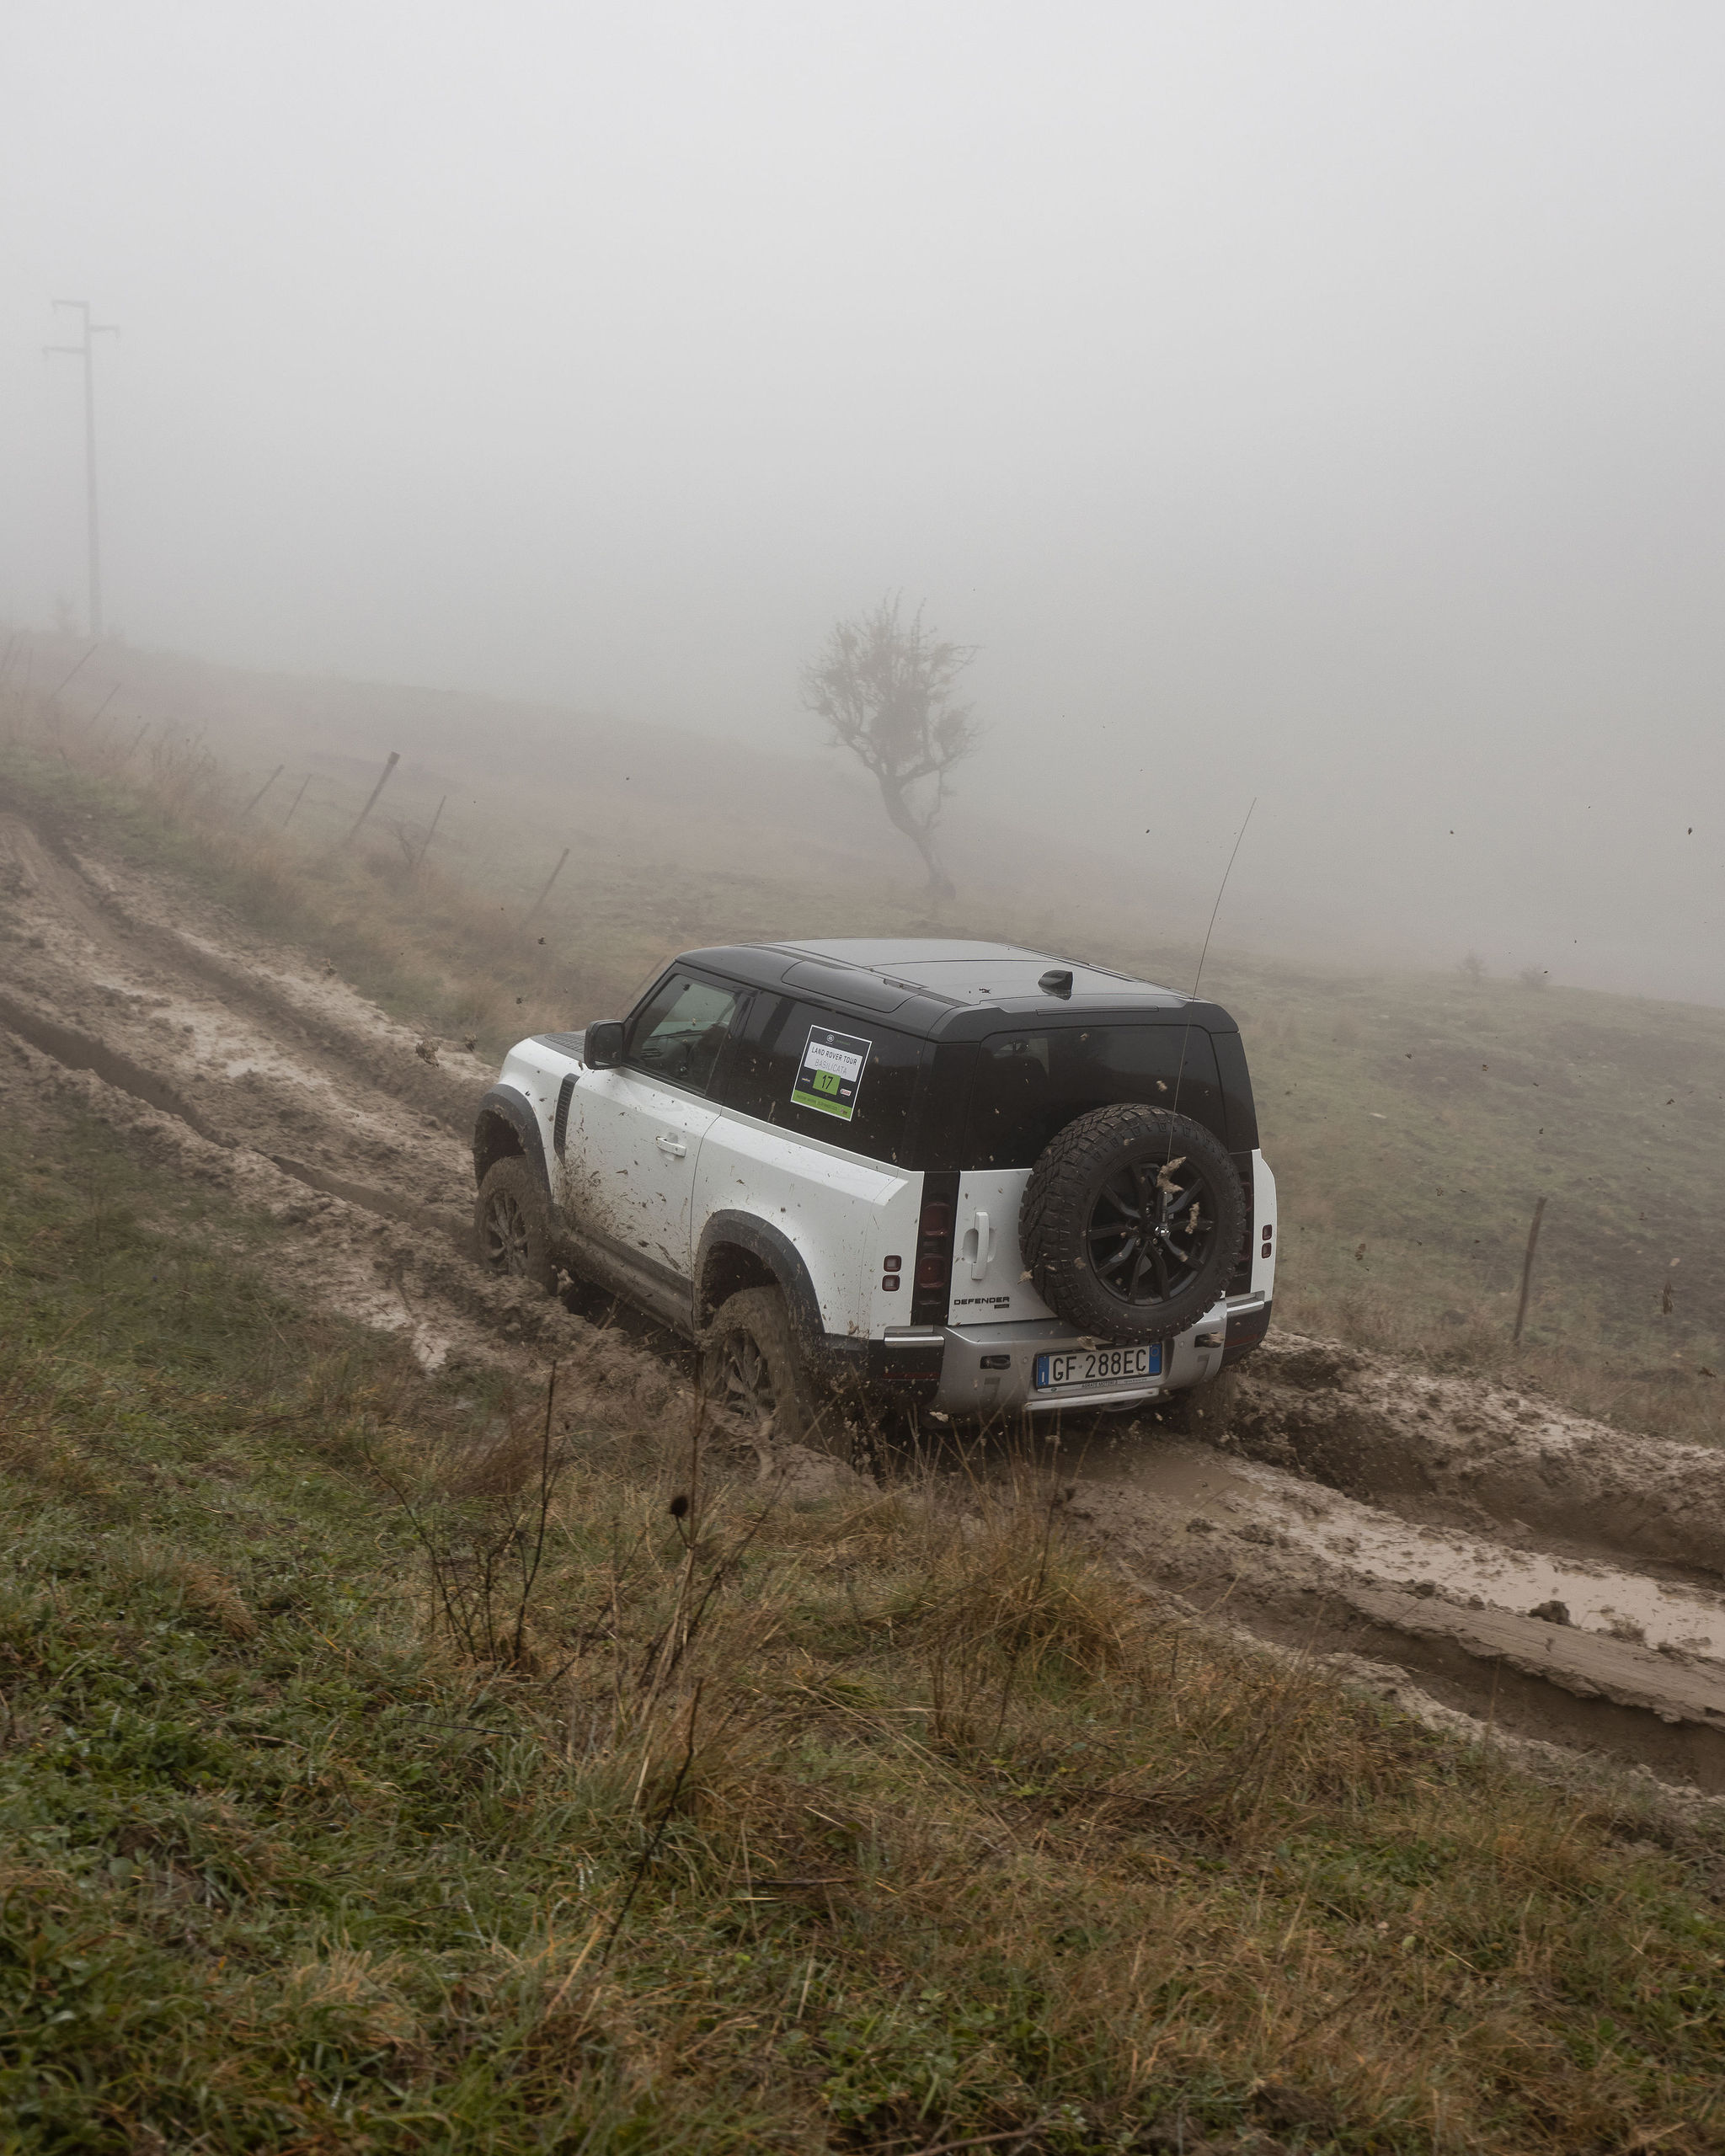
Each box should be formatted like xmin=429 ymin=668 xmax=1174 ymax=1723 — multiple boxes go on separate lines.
xmin=4 ymin=3 xmax=1723 ymax=1001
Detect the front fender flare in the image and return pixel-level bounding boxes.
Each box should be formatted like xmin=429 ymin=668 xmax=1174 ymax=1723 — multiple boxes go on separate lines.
xmin=473 ymin=1084 xmax=552 ymax=1200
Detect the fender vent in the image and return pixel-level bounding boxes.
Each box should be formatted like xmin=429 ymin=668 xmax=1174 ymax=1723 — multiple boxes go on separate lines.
xmin=553 ymin=1074 xmax=575 ymax=1155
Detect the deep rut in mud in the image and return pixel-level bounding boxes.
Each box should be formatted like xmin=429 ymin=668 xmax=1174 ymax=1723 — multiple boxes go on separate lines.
xmin=3 ymin=803 xmax=1722 ymax=1798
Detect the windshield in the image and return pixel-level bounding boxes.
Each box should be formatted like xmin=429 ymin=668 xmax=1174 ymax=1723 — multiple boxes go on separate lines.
xmin=967 ymin=1025 xmax=1226 ymax=1168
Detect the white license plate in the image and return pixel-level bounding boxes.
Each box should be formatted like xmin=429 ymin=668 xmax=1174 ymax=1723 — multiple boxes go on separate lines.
xmin=1033 ymin=1344 xmax=1162 ymax=1391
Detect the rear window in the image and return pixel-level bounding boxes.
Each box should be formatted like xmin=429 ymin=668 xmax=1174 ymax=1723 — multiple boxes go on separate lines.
xmin=721 ymin=997 xmax=925 ymax=1165
xmin=967 ymin=1024 xmax=1226 ymax=1168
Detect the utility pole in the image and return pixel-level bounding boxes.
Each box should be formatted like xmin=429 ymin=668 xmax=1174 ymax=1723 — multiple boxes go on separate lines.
xmin=45 ymin=300 xmax=120 ymax=641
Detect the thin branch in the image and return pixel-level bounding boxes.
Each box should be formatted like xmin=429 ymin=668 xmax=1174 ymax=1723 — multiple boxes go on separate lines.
xmin=602 ymin=1679 xmax=704 ymax=1960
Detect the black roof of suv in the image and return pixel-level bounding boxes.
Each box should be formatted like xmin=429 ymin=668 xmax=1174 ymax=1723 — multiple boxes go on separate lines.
xmin=676 ymin=938 xmax=1238 ymax=1043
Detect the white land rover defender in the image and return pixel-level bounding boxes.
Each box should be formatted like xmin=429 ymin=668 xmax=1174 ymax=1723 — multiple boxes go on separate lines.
xmin=472 ymin=940 xmax=1275 ymax=1434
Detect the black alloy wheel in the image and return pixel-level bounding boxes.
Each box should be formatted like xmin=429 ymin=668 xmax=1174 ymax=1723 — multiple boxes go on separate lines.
xmin=483 ymin=1184 xmax=535 ymax=1275
xmin=700 ymin=1286 xmax=822 ymax=1447
xmin=473 ymin=1155 xmax=558 ymax=1294
xmin=712 ymin=1327 xmax=779 ymax=1421
xmin=1018 ymin=1103 xmax=1244 ymax=1342
xmin=1087 ymin=1153 xmax=1220 ymax=1314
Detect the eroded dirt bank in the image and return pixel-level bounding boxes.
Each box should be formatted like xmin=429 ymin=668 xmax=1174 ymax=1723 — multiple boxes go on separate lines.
xmin=1231 ymin=1332 xmax=1725 ymax=1579
xmin=1064 ymin=1431 xmax=1725 ymax=1793
xmin=3 ymin=799 xmax=1722 ymax=1797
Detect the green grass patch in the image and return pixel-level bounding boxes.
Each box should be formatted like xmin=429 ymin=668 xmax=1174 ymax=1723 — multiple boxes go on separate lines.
xmin=0 ymin=1107 xmax=1722 ymax=2151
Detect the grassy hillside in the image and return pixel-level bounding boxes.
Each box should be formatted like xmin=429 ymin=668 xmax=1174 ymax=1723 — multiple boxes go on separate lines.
xmin=3 ymin=660 xmax=1721 ymax=1450
xmin=1126 ymin=955 xmax=1725 ymax=1444
xmin=5 ymin=652 xmax=1725 ymax=2150
xmin=3 ymin=1098 xmax=1723 ymax=2152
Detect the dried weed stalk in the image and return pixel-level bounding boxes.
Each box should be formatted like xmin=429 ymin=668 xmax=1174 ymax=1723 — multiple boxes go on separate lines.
xmin=375 ymin=1362 xmax=568 ymax=1669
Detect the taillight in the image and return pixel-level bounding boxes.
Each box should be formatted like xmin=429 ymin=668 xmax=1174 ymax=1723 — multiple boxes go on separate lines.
xmin=910 ymin=1173 xmax=959 ymax=1325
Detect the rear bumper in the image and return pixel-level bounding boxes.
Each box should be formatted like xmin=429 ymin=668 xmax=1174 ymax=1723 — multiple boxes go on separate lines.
xmin=932 ymin=1315 xmax=1205 ymax=1416
xmin=935 ymin=1296 xmax=1274 ymax=1417
xmin=852 ymin=1294 xmax=1272 ymax=1418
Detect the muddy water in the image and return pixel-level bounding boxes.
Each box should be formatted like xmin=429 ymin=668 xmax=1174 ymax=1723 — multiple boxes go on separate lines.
xmin=1072 ymin=1432 xmax=1725 ymax=1661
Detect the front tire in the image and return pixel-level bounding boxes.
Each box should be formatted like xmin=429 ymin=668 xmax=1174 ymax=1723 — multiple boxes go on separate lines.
xmin=701 ymin=1286 xmax=823 ymax=1449
xmin=474 ymin=1155 xmax=558 ymax=1294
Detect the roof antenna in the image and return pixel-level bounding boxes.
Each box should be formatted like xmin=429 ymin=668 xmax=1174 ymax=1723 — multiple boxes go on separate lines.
xmin=1188 ymin=797 xmax=1256 ymax=1005
xmin=1172 ymin=798 xmax=1257 ymax=1116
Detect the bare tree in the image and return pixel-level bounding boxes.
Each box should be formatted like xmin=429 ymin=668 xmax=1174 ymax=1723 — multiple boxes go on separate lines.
xmin=1459 ymin=950 xmax=1487 ymax=984
xmin=801 ymin=595 xmax=981 ymax=899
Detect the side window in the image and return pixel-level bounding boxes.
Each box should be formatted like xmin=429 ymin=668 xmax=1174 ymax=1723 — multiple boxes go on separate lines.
xmin=722 ymin=997 xmax=925 ymax=1164
xmin=623 ymin=974 xmax=743 ymax=1097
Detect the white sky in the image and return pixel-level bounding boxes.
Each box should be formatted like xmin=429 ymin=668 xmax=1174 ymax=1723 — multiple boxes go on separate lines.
xmin=3 ymin=2 xmax=1723 ymax=998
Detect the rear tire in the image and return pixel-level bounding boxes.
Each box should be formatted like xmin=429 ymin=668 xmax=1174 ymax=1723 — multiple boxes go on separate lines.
xmin=475 ymin=1156 xmax=558 ymax=1294
xmin=701 ymin=1286 xmax=825 ymax=1449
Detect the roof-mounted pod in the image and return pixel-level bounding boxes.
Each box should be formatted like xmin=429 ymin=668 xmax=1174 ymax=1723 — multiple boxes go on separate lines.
xmin=778 ymin=958 xmax=911 ymax=1013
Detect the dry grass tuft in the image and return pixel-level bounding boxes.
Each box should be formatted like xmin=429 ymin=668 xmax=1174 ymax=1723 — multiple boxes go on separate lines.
xmin=271 ymin=1947 xmax=425 ymax=2059
xmin=169 ymin=1559 xmax=259 ymax=1640
xmin=441 ymin=1412 xmax=554 ymax=1501
xmin=857 ymin=1475 xmax=1140 ymax=1748
xmin=120 ymin=1544 xmax=259 ymax=1639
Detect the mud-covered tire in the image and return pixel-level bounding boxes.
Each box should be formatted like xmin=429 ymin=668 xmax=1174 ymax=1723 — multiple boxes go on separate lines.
xmin=474 ymin=1155 xmax=558 ymax=1294
xmin=701 ymin=1286 xmax=825 ymax=1450
xmin=1020 ymin=1104 xmax=1244 ymax=1343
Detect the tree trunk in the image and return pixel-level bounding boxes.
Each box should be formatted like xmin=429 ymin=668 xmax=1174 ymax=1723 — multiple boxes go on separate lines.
xmin=876 ymin=775 xmax=955 ymax=899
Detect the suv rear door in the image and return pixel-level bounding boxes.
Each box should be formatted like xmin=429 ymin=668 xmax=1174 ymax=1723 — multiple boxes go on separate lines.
xmin=562 ymin=971 xmax=748 ymax=1288
xmin=953 ymin=1022 xmax=1231 ymax=1329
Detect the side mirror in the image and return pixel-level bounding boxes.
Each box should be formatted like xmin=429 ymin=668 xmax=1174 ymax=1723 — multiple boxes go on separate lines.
xmin=583 ymin=1019 xmax=626 ymax=1069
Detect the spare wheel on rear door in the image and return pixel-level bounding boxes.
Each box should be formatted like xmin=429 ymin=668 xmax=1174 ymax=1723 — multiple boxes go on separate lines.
xmin=1019 ymin=1103 xmax=1244 ymax=1342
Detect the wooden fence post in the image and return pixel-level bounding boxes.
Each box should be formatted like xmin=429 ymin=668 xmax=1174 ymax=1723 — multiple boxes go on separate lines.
xmin=1513 ymin=1197 xmax=1547 ymax=1345
xmin=523 ymin=846 xmax=570 ymax=927
xmin=339 ymin=750 xmax=400 ymax=846
xmin=414 ymin=794 xmax=446 ymax=871
xmin=243 ymin=764 xmax=284 ymax=815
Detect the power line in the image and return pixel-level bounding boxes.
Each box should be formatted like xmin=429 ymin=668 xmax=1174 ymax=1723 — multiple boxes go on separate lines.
xmin=45 ymin=300 xmax=120 ymax=640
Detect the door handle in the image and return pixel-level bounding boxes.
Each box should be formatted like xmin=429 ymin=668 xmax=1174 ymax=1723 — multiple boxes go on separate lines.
xmin=969 ymin=1209 xmax=991 ymax=1280
xmin=654 ymin=1133 xmax=687 ymax=1158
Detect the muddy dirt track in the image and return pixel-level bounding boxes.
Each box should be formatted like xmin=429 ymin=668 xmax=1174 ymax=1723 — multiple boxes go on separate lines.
xmin=3 ymin=804 xmax=1722 ymax=1798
